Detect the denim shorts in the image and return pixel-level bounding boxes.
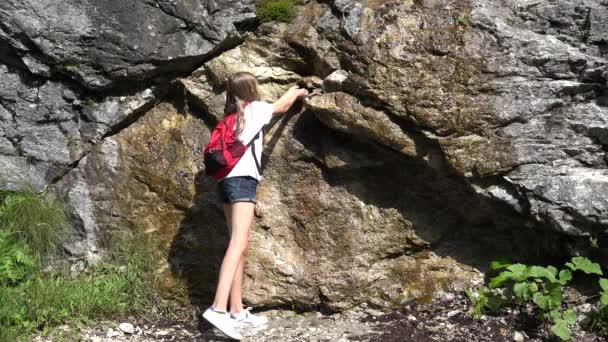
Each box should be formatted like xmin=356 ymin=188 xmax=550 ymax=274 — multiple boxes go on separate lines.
xmin=217 ymin=176 xmax=258 ymax=204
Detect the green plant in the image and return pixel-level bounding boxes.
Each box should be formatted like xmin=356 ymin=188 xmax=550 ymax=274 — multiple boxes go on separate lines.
xmin=0 ymin=230 xmax=35 ymax=287
xmin=106 ymin=230 xmax=164 ymax=308
xmin=488 ymin=259 xmax=587 ymax=341
xmin=566 ymin=256 xmax=603 ymax=275
xmin=464 ymin=287 xmax=505 ymax=319
xmin=590 ymin=303 xmax=608 ymax=336
xmin=0 ymin=231 xmax=165 ymax=340
xmin=585 ymin=277 xmax=608 ymax=337
xmin=590 ymin=237 xmax=599 ymax=249
xmin=0 ymin=191 xmax=169 ymax=340
xmin=465 ymin=256 xmax=606 ymax=341
xmin=456 ymin=13 xmax=468 ymax=26
xmin=0 ymin=190 xmax=68 ymax=260
xmin=256 ymin=0 xmax=295 ymax=23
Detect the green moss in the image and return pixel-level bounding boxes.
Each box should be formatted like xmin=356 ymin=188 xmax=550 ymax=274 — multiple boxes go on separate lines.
xmin=392 ymin=258 xmax=448 ymax=305
xmin=83 ymin=98 xmax=96 ymax=108
xmin=63 ymin=64 xmax=78 ymax=73
xmin=256 ymin=0 xmax=295 ymax=23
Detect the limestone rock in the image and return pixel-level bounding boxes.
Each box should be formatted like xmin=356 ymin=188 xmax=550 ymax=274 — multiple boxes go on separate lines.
xmin=0 ymin=0 xmax=256 ymax=89
xmin=323 ymin=70 xmax=349 ymax=93
xmin=177 ymin=61 xmax=486 ymax=310
xmin=118 ymin=323 xmax=134 ymax=334
xmin=307 ymin=92 xmax=418 ymax=157
xmin=0 ymin=62 xmax=160 ymax=191
xmin=2 ymin=0 xmax=608 ymax=313
xmin=52 ymin=102 xmax=211 ymax=265
xmin=439 ymin=134 xmax=516 ymax=177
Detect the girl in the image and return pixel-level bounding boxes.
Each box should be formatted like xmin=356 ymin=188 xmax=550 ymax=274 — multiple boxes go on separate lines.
xmin=202 ymin=72 xmax=308 ymax=340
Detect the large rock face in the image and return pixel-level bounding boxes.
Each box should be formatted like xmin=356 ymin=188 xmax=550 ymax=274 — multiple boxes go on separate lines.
xmin=0 ymin=0 xmax=255 ymax=88
xmin=0 ymin=0 xmax=254 ymax=190
xmin=1 ymin=0 xmax=608 ymax=311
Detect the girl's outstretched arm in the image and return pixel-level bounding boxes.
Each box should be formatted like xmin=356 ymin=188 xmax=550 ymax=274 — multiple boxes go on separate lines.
xmin=272 ymin=86 xmax=308 ymax=114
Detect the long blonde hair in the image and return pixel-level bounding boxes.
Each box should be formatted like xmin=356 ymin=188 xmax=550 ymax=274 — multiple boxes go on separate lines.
xmin=224 ymin=72 xmax=261 ymax=138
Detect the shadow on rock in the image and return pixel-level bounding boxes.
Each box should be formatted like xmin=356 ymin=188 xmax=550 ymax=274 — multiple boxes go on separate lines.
xmin=168 ymin=168 xmax=227 ymax=309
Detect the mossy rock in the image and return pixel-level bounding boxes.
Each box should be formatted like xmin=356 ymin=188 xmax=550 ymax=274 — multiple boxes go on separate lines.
xmin=256 ymin=0 xmax=295 ymax=23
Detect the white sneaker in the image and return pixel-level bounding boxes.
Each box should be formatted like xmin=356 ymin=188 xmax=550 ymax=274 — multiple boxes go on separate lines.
xmin=202 ymin=307 xmax=243 ymax=340
xmin=230 ymin=307 xmax=269 ymax=327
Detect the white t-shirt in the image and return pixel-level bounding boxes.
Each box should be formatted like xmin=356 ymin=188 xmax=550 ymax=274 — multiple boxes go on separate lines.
xmin=224 ymin=101 xmax=274 ymax=180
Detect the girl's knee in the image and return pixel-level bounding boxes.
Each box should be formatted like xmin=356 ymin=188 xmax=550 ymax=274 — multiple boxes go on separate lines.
xmin=228 ymin=237 xmax=249 ymax=254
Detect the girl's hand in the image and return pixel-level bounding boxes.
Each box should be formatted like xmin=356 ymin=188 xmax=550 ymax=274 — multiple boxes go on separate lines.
xmin=290 ymin=86 xmax=309 ymax=99
xmin=273 ymin=85 xmax=310 ymax=113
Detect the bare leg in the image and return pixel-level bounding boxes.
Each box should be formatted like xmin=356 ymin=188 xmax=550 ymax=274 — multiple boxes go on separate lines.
xmin=223 ymin=205 xmax=246 ymax=314
xmin=211 ymin=202 xmax=255 ymax=311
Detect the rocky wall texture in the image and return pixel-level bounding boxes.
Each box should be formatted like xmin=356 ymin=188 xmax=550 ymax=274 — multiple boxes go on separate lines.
xmin=1 ymin=0 xmax=607 ymax=312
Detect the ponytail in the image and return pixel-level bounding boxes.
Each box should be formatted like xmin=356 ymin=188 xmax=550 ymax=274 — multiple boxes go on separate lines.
xmin=234 ymin=98 xmax=247 ymax=138
xmin=223 ymin=72 xmax=261 ymax=139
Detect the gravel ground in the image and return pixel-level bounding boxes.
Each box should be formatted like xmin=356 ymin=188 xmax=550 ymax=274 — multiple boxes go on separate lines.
xmin=34 ymin=294 xmax=608 ymax=341
xmin=35 ymin=309 xmax=382 ymax=342
xmin=360 ymin=294 xmax=606 ymax=342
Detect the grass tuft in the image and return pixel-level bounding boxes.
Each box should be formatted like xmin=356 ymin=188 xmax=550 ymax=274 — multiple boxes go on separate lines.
xmin=0 ymin=191 xmax=169 ymax=341
xmin=256 ymin=0 xmax=295 ymax=23
xmin=0 ymin=190 xmax=68 ymax=260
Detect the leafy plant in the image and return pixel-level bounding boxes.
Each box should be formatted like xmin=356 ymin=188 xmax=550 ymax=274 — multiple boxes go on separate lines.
xmin=566 ymin=256 xmax=603 ymax=275
xmin=550 ymin=309 xmax=578 ymax=341
xmin=586 ymin=278 xmax=608 ymax=337
xmin=599 ymin=278 xmax=608 ymax=305
xmin=464 ymin=288 xmax=505 ymax=319
xmin=590 ymin=303 xmax=608 ymax=337
xmin=256 ymin=0 xmax=295 ymax=23
xmin=466 ymin=256 xmax=606 ymax=341
xmin=82 ymin=98 xmax=97 ymax=108
xmin=489 ymin=256 xmax=511 ymax=270
xmin=0 ymin=230 xmax=35 ymax=287
xmin=487 ymin=259 xmax=585 ymax=341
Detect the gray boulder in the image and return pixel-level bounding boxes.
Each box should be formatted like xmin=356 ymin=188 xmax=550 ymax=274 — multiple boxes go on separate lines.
xmin=0 ymin=0 xmax=255 ymax=89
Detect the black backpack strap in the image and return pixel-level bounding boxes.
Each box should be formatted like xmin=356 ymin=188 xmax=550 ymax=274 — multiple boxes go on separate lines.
xmin=246 ymin=127 xmax=264 ymax=176
xmin=250 ymin=139 xmax=262 ymax=175
xmin=245 ymin=127 xmax=263 ymax=147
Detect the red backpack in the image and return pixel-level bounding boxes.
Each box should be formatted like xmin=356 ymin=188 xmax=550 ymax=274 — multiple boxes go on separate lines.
xmin=203 ymin=113 xmax=263 ymax=180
